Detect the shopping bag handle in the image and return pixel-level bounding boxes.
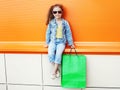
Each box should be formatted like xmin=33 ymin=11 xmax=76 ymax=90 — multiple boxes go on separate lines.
xmin=69 ymin=48 xmax=77 ymax=55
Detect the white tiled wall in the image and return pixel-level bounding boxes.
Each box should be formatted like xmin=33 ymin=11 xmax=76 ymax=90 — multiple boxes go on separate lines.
xmin=0 ymin=84 xmax=6 ymax=90
xmin=8 ymin=85 xmax=42 ymax=90
xmin=44 ymin=86 xmax=82 ymax=90
xmin=82 ymin=88 xmax=119 ymax=90
xmin=83 ymin=88 xmax=120 ymax=90
xmin=0 ymin=54 xmax=6 ymax=83
xmin=42 ymin=54 xmax=61 ymax=86
xmin=0 ymin=54 xmax=120 ymax=90
xmin=86 ymin=55 xmax=120 ymax=87
xmin=5 ymin=54 xmax=42 ymax=85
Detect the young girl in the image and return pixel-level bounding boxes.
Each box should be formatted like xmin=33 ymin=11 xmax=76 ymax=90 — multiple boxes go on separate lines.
xmin=45 ymin=4 xmax=74 ymax=79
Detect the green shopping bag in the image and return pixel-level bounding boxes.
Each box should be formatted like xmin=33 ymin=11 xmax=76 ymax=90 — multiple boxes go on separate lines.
xmin=61 ymin=48 xmax=86 ymax=88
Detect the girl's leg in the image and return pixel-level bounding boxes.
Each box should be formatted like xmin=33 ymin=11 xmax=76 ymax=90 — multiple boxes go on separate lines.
xmin=54 ymin=43 xmax=65 ymax=75
xmin=48 ymin=42 xmax=56 ymax=79
xmin=54 ymin=63 xmax=59 ymax=74
xmin=48 ymin=42 xmax=56 ymax=63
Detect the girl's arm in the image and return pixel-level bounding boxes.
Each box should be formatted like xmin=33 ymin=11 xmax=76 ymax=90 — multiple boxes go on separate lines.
xmin=65 ymin=20 xmax=74 ymax=47
xmin=45 ymin=23 xmax=51 ymax=45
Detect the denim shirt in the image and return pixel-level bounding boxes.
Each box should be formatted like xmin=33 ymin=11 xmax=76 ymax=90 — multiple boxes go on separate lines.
xmin=46 ymin=18 xmax=73 ymax=46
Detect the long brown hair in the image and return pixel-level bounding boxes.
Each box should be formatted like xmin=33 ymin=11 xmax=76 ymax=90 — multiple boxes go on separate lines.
xmin=46 ymin=4 xmax=64 ymax=25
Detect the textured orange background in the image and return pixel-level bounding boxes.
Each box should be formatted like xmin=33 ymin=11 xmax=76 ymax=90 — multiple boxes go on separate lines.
xmin=0 ymin=0 xmax=120 ymax=42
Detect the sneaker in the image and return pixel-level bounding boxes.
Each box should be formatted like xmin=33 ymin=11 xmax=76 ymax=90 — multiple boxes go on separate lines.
xmin=56 ymin=70 xmax=60 ymax=78
xmin=51 ymin=74 xmax=56 ymax=79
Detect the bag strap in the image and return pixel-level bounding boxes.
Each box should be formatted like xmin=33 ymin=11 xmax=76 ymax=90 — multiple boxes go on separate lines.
xmin=69 ymin=48 xmax=77 ymax=55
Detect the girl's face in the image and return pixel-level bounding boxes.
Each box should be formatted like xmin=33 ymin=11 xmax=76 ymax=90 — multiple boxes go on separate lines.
xmin=52 ymin=6 xmax=62 ymax=19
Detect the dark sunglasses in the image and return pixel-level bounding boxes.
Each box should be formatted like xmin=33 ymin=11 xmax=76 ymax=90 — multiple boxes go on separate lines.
xmin=52 ymin=11 xmax=62 ymax=14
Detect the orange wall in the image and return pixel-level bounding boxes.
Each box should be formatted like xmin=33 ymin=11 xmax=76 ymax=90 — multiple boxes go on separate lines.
xmin=0 ymin=0 xmax=120 ymax=42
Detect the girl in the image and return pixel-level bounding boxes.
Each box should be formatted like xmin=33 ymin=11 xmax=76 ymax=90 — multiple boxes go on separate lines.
xmin=45 ymin=4 xmax=74 ymax=79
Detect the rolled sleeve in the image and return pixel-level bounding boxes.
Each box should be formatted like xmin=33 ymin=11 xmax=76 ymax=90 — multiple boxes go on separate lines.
xmin=65 ymin=21 xmax=74 ymax=46
xmin=46 ymin=24 xmax=51 ymax=45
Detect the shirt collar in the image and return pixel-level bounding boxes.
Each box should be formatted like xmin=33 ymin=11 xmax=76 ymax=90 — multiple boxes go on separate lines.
xmin=52 ymin=18 xmax=65 ymax=26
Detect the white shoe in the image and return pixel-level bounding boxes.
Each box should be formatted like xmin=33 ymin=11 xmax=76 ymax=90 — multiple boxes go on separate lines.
xmin=51 ymin=74 xmax=56 ymax=79
xmin=56 ymin=70 xmax=60 ymax=78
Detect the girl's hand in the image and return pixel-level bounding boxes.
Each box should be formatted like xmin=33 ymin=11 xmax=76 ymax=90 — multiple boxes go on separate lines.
xmin=44 ymin=44 xmax=48 ymax=48
xmin=71 ymin=45 xmax=75 ymax=48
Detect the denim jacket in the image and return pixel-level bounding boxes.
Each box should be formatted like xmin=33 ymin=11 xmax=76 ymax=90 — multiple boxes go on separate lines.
xmin=46 ymin=18 xmax=73 ymax=46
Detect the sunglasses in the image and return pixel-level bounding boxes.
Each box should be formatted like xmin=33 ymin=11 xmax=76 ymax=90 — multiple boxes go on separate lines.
xmin=52 ymin=11 xmax=62 ymax=14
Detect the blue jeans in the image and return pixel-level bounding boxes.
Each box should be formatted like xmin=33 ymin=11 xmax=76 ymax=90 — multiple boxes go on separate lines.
xmin=48 ymin=39 xmax=65 ymax=64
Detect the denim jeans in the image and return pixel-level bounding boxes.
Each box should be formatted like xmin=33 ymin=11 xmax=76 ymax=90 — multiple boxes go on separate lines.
xmin=48 ymin=39 xmax=65 ymax=64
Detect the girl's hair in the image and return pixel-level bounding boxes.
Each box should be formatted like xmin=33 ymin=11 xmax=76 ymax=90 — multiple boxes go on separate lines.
xmin=46 ymin=4 xmax=64 ymax=25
